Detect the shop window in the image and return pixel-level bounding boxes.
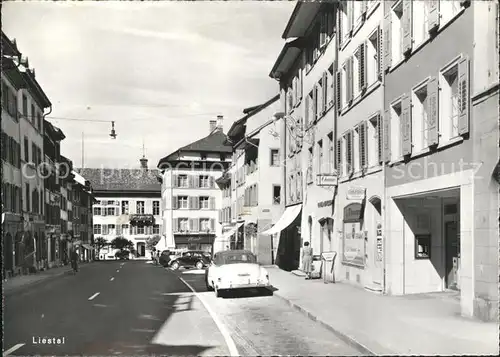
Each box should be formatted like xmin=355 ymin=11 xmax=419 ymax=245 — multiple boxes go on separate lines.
xmin=415 ymin=234 xmax=431 ymax=259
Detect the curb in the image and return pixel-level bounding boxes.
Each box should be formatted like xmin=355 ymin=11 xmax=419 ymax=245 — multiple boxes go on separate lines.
xmin=272 ymin=292 xmax=377 ymax=356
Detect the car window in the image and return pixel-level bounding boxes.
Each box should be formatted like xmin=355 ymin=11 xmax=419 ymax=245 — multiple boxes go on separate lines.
xmin=215 ymin=252 xmax=257 ymax=265
xmin=183 ymin=252 xmax=191 ymax=257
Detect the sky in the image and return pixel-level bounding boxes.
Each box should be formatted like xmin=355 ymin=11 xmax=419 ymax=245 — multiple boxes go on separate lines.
xmin=3 ymin=1 xmax=294 ymax=169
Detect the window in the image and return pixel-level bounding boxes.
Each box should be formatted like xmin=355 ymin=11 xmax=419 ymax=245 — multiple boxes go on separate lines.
xmin=179 ymin=218 xmax=189 ymax=231
xmin=31 ymin=143 xmax=37 ymax=167
xmin=358 ymin=122 xmax=368 ymax=170
xmin=93 ymin=207 xmax=101 ymax=215
xmin=354 ymin=44 xmax=367 ymax=96
xmin=307 ymin=147 xmax=313 ymax=183
xmin=353 ymin=128 xmax=360 ymax=172
xmin=338 ymin=1 xmax=350 ymax=44
xmin=317 ymin=140 xmax=324 ymax=174
xmin=344 ymin=131 xmax=354 ymax=174
xmin=317 ymin=78 xmax=324 ymax=117
xmin=31 ymin=104 xmax=35 ymax=124
xmin=391 ymin=1 xmax=404 ymax=65
xmin=199 ymin=175 xmax=210 ymax=188
xmin=102 ymin=224 xmax=109 ymax=235
xmin=390 ymin=100 xmax=403 ymax=160
xmin=440 ymin=60 xmax=461 ymax=142
xmin=153 ymin=224 xmax=160 ymax=234
xmin=177 ymin=175 xmax=188 ymax=188
xmin=22 ymin=94 xmax=28 ymax=116
xmin=415 ymin=234 xmax=431 ymax=259
xmin=440 ymin=0 xmax=461 ymax=26
xmin=137 ymin=226 xmax=144 ymax=235
xmin=24 ymin=136 xmax=29 ymax=162
xmin=296 ymin=171 xmax=303 ymax=200
xmin=367 ymin=28 xmax=381 ymax=86
xmin=178 ymin=196 xmax=188 ymax=209
xmin=136 ymin=201 xmax=144 ymax=214
xmin=121 ymin=200 xmax=129 ymax=214
xmin=327 ymin=64 xmax=335 ymax=108
xmin=153 ymin=200 xmax=160 ymax=215
xmin=199 ymin=218 xmax=210 ymax=232
xmin=412 ymin=1 xmax=430 ymax=48
xmin=93 ymin=224 xmax=101 ymax=235
xmin=368 ymin=113 xmax=383 ymax=167
xmin=411 ymin=82 xmax=429 ymax=154
xmin=273 ymin=185 xmax=281 ymax=205
xmin=270 ymin=149 xmax=279 ymax=167
xmin=106 ymin=207 xmax=115 ymax=216
xmin=122 ymin=224 xmax=129 ymax=235
xmin=37 ymin=112 xmax=42 ymax=131
xmin=199 ymin=196 xmax=209 ymax=209
xmin=342 ymin=58 xmax=353 ymax=106
xmin=327 ymin=132 xmax=334 ymax=173
xmin=108 ymin=224 xmax=116 ymax=235
xmin=25 ymin=183 xmax=30 ymax=212
xmin=306 ymin=90 xmax=315 ymax=126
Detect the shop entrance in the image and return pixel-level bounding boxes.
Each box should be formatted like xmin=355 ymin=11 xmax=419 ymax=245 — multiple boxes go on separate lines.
xmin=445 ymin=221 xmax=460 ymax=290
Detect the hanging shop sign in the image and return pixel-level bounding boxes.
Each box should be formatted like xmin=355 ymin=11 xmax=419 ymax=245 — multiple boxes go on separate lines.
xmin=316 ymin=173 xmax=338 ymax=187
xmin=346 ymin=186 xmax=366 ymax=201
xmin=376 ymin=223 xmax=383 ymax=262
xmin=318 ymin=199 xmax=333 ymax=208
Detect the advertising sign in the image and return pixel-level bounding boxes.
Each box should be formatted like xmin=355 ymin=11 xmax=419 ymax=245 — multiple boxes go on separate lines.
xmin=342 ymin=222 xmax=365 ymax=266
xmin=316 ymin=173 xmax=338 ymax=187
xmin=346 ymin=186 xmax=366 ymax=201
xmin=376 ymin=223 xmax=383 ymax=262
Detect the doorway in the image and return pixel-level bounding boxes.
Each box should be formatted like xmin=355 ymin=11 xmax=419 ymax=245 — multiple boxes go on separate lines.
xmin=445 ymin=221 xmax=460 ymax=290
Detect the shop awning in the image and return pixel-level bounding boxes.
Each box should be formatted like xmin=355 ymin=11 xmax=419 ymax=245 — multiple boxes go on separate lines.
xmin=219 ymin=222 xmax=244 ymax=241
xmin=82 ymin=244 xmax=94 ymax=251
xmin=261 ymin=204 xmax=302 ymax=236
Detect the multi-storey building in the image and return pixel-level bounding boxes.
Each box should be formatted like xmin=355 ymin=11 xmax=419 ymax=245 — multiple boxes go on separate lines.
xmin=383 ymin=0 xmax=498 ymax=321
xmin=157 ymin=117 xmax=232 ymax=253
xmin=58 ymin=154 xmax=73 ymax=263
xmin=44 ymin=119 xmax=64 ymax=268
xmin=219 ymin=95 xmax=283 ymax=264
xmin=79 ymin=158 xmax=163 ymax=260
xmin=2 ymin=32 xmax=23 ymax=277
xmin=71 ymin=170 xmax=95 ymax=261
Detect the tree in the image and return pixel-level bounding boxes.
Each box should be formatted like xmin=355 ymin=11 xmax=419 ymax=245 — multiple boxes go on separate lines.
xmin=110 ymin=236 xmax=134 ymax=252
xmin=93 ymin=237 xmax=108 ymax=258
xmin=146 ymin=235 xmax=161 ymax=253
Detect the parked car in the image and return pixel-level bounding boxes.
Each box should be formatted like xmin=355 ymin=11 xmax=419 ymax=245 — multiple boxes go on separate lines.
xmin=159 ymin=250 xmax=177 ymax=267
xmin=169 ymin=250 xmax=212 ymax=270
xmin=115 ymin=250 xmax=130 ymax=260
xmin=205 ymin=250 xmax=270 ymax=297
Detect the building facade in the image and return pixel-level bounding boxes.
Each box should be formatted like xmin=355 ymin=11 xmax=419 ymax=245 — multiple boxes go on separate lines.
xmin=79 ymin=160 xmax=162 ymax=260
xmin=220 ymin=96 xmax=283 ymax=264
xmin=71 ymin=170 xmax=95 ymax=262
xmin=158 ymin=117 xmax=232 ymax=253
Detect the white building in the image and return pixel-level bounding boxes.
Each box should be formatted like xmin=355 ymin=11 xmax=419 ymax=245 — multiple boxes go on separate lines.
xmin=157 ymin=116 xmax=232 ymax=253
xmin=219 ymin=95 xmax=284 ymax=264
xmin=78 ymin=157 xmax=163 ymax=260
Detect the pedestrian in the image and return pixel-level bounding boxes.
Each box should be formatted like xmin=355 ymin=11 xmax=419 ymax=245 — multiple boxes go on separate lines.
xmin=71 ymin=247 xmax=79 ymax=273
xmin=302 ymin=241 xmax=313 ymax=280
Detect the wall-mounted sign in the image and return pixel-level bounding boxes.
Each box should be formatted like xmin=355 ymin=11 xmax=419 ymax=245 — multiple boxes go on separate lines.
xmin=318 ymin=200 xmax=333 ymax=208
xmin=346 ymin=186 xmax=366 ymax=201
xmin=343 ymin=203 xmax=363 ymax=223
xmin=316 ymin=173 xmax=338 ymax=187
xmin=376 ymin=223 xmax=383 ymax=262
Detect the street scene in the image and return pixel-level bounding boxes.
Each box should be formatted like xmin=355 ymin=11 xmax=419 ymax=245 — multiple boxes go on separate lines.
xmin=2 ymin=1 xmax=499 ymax=356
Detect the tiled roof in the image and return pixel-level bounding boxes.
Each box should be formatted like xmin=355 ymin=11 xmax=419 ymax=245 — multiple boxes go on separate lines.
xmin=158 ymin=129 xmax=232 ymax=166
xmin=76 ymin=168 xmax=161 ymax=192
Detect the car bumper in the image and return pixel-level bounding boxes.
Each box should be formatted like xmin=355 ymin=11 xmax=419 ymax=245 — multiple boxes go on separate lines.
xmin=218 ymin=281 xmax=270 ymax=290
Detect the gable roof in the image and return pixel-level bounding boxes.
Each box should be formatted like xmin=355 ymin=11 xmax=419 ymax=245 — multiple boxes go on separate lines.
xmin=76 ymin=168 xmax=161 ymax=192
xmin=157 ymin=129 xmax=232 ymax=167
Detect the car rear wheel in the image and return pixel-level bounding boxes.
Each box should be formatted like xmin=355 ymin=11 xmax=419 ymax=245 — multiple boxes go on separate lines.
xmin=196 ymin=261 xmax=204 ymax=270
xmin=171 ymin=261 xmax=179 ymax=270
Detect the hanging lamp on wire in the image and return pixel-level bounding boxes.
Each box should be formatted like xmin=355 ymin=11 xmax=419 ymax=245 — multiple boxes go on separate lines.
xmin=109 ymin=121 xmax=117 ymax=139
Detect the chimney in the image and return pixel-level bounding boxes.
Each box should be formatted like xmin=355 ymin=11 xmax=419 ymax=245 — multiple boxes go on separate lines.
xmin=216 ymin=115 xmax=223 ymax=131
xmin=140 ymin=156 xmax=148 ymax=169
xmin=209 ymin=120 xmax=217 ymax=133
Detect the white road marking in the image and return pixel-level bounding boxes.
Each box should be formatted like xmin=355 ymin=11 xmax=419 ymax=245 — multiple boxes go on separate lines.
xmin=110 ymin=277 xmax=115 ymax=281
xmin=179 ymin=277 xmax=239 ymax=357
xmin=131 ymin=328 xmax=156 ymax=333
xmin=93 ymin=304 xmax=108 ymax=308
xmin=3 ymin=343 xmax=25 ymax=356
xmin=88 ymin=292 xmax=100 ymax=301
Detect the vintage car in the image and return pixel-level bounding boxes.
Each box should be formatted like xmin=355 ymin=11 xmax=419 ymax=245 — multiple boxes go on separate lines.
xmin=205 ymin=250 xmax=270 ymax=297
xmin=169 ymin=250 xmax=212 ymax=270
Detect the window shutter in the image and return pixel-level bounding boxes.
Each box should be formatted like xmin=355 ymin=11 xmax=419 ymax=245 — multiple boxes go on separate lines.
xmin=210 ymin=196 xmax=215 ymax=209
xmin=336 ymin=138 xmax=342 ymax=176
xmin=189 ymin=218 xmax=194 ymax=232
xmin=172 ymin=196 xmax=178 ymax=210
xmin=338 ymin=4 xmax=343 ymax=41
xmin=348 ymin=0 xmax=354 ymax=33
xmin=322 ymin=72 xmax=328 ymax=112
xmin=348 ymin=57 xmax=354 ymax=102
xmin=383 ymin=109 xmax=392 ymax=162
xmin=298 ymin=69 xmax=303 ymax=100
xmin=458 ymin=56 xmax=470 ymax=135
xmin=377 ymin=113 xmax=383 ymax=164
xmin=304 ymin=95 xmax=309 ymax=126
xmin=383 ymin=12 xmax=392 ymax=71
xmin=359 ymin=122 xmax=368 ymax=169
xmin=173 ymin=218 xmax=178 ymax=233
xmin=194 ymin=218 xmax=200 ymax=232
xmin=336 ymin=70 xmax=342 ymax=111
xmin=210 ymin=218 xmax=215 ymax=232
xmin=428 ymin=0 xmax=440 ymax=32
xmin=347 ymin=131 xmax=354 ymax=174
xmin=402 ymin=0 xmax=413 ymax=55
xmin=313 ymin=84 xmax=317 ymax=120
xmin=362 ymin=0 xmax=368 ymax=14
xmin=172 ymin=174 xmax=177 ymax=188
xmin=255 ymin=185 xmax=259 ymax=205
xmin=426 ymin=77 xmax=439 ymax=147
xmin=401 ymin=93 xmax=412 ymax=156
xmin=359 ymin=43 xmax=367 ymax=92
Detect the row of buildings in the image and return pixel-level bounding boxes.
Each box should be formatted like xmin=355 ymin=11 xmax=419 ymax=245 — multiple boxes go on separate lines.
xmin=2 ymin=31 xmax=95 ymax=277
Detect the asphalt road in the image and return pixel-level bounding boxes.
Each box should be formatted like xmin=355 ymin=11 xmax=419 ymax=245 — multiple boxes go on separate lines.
xmin=4 ymin=260 xmax=360 ymax=356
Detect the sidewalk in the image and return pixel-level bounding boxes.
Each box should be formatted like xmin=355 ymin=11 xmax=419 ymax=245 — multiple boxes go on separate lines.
xmin=267 ymin=266 xmax=499 ymax=356
xmin=4 ymin=261 xmax=94 ymax=295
